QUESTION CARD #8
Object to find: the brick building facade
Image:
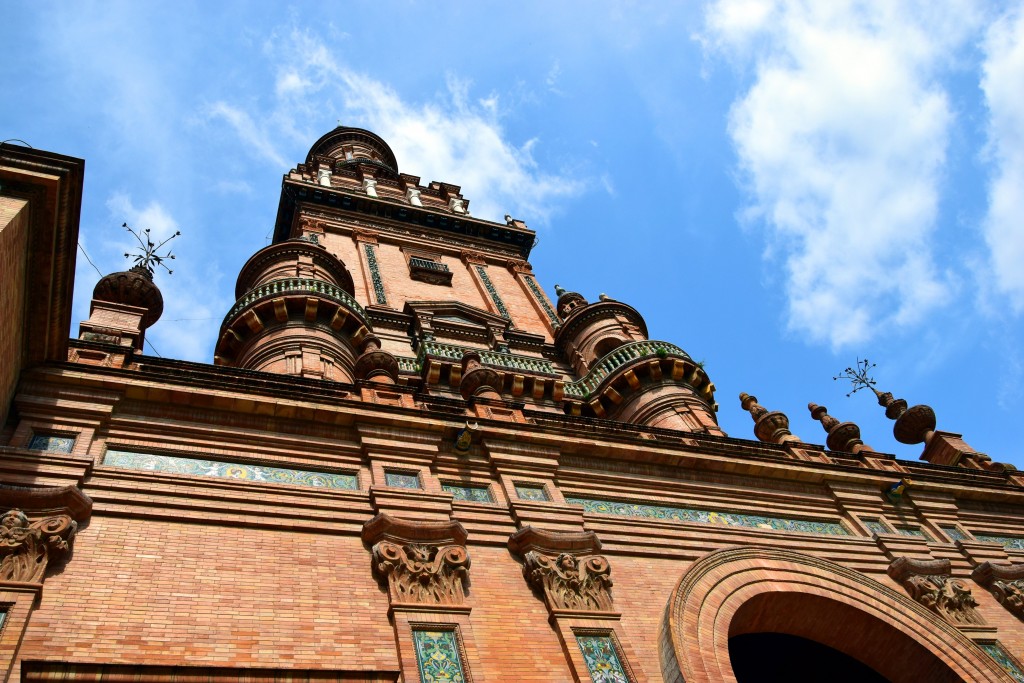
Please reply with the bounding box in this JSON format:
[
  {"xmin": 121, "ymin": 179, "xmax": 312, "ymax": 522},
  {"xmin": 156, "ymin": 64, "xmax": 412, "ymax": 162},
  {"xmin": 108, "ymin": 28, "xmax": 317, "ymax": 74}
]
[{"xmin": 1, "ymin": 129, "xmax": 1024, "ymax": 682}]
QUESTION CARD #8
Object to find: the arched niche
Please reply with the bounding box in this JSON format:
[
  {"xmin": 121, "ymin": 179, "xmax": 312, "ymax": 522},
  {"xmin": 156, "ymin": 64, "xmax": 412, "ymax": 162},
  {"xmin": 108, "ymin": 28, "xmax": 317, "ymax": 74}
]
[{"xmin": 663, "ymin": 546, "xmax": 1012, "ymax": 683}]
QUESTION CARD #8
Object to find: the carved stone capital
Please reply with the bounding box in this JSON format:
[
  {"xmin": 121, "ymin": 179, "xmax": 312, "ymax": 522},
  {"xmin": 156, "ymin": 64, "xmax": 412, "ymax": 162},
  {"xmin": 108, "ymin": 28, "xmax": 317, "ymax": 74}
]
[
  {"xmin": 509, "ymin": 527, "xmax": 615, "ymax": 614},
  {"xmin": 505, "ymin": 258, "xmax": 531, "ymax": 274},
  {"xmin": 973, "ymin": 561, "xmax": 1024, "ymax": 621},
  {"xmin": 0, "ymin": 485, "xmax": 92, "ymax": 585},
  {"xmin": 351, "ymin": 229, "xmax": 379, "ymax": 245},
  {"xmin": 888, "ymin": 557, "xmax": 984, "ymax": 626},
  {"xmin": 362, "ymin": 513, "xmax": 470, "ymax": 608},
  {"xmin": 460, "ymin": 249, "xmax": 487, "ymax": 266}
]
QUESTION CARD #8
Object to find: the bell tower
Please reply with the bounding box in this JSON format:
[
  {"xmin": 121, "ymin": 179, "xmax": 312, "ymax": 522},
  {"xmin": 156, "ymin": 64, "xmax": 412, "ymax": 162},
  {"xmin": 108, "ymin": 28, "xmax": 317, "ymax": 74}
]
[{"xmin": 215, "ymin": 125, "xmax": 721, "ymax": 434}]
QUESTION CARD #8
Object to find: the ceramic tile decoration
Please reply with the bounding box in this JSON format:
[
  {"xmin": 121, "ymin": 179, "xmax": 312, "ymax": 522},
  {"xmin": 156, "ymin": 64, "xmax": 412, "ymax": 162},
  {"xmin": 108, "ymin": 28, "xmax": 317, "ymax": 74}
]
[
  {"xmin": 442, "ymin": 484, "xmax": 493, "ymax": 503},
  {"xmin": 524, "ymin": 275, "xmax": 559, "ymax": 324},
  {"xmin": 385, "ymin": 470, "xmax": 421, "ymax": 489},
  {"xmin": 975, "ymin": 534, "xmax": 1024, "ymax": 550},
  {"xmin": 863, "ymin": 518, "xmax": 892, "ymax": 535},
  {"xmin": 364, "ymin": 243, "xmax": 388, "ymax": 305},
  {"xmin": 28, "ymin": 434, "xmax": 75, "ymax": 453},
  {"xmin": 979, "ymin": 642, "xmax": 1024, "ymax": 683},
  {"xmin": 515, "ymin": 484, "xmax": 549, "ymax": 501},
  {"xmin": 475, "ymin": 265, "xmax": 510, "ymax": 319},
  {"xmin": 103, "ymin": 450, "xmax": 358, "ymax": 489},
  {"xmin": 576, "ymin": 634, "xmax": 630, "ymax": 683},
  {"xmin": 413, "ymin": 630, "xmax": 466, "ymax": 683},
  {"xmin": 567, "ymin": 497, "xmax": 849, "ymax": 536},
  {"xmin": 941, "ymin": 525, "xmax": 968, "ymax": 541}
]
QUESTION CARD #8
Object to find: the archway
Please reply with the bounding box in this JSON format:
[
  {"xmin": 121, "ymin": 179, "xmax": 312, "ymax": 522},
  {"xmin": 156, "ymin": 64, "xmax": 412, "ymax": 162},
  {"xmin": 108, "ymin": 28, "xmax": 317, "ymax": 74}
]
[{"xmin": 663, "ymin": 546, "xmax": 1011, "ymax": 683}]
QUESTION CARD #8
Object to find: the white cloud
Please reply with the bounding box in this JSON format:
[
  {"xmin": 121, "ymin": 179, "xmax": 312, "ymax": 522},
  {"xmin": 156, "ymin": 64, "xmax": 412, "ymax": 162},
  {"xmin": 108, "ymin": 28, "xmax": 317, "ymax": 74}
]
[
  {"xmin": 981, "ymin": 3, "xmax": 1024, "ymax": 311},
  {"xmin": 105, "ymin": 193, "xmax": 228, "ymax": 361},
  {"xmin": 209, "ymin": 28, "xmax": 583, "ymax": 224},
  {"xmin": 702, "ymin": 0, "xmax": 981, "ymax": 348}
]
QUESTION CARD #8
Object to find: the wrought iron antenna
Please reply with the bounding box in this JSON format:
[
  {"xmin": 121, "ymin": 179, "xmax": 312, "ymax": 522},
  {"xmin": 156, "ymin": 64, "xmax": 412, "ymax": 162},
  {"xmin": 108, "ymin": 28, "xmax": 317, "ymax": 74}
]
[
  {"xmin": 834, "ymin": 357, "xmax": 878, "ymax": 398},
  {"xmin": 122, "ymin": 222, "xmax": 180, "ymax": 275}
]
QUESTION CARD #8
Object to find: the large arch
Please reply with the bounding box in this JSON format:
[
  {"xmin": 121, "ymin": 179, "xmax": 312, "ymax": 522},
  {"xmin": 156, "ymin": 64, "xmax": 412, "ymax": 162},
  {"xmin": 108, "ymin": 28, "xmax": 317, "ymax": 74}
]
[{"xmin": 663, "ymin": 546, "xmax": 1012, "ymax": 683}]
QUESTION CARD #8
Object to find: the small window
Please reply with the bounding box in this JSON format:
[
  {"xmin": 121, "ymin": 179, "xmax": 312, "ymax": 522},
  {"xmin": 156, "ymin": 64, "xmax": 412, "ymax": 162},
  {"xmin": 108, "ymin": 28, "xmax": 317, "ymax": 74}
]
[
  {"xmin": 384, "ymin": 470, "xmax": 421, "ymax": 489},
  {"xmin": 405, "ymin": 250, "xmax": 453, "ymax": 286}
]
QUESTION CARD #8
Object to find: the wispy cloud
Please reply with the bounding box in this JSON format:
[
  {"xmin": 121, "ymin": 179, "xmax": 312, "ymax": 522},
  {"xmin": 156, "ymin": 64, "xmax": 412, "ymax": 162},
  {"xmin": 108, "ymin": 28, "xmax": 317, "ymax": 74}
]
[
  {"xmin": 981, "ymin": 3, "xmax": 1024, "ymax": 312},
  {"xmin": 701, "ymin": 0, "xmax": 981, "ymax": 348},
  {"xmin": 207, "ymin": 28, "xmax": 584, "ymax": 224}
]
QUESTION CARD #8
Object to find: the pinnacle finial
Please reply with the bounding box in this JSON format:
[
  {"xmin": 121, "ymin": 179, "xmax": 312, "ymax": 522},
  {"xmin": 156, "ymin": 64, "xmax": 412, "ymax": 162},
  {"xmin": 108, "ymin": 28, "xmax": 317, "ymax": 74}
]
[
  {"xmin": 808, "ymin": 402, "xmax": 870, "ymax": 453},
  {"xmin": 554, "ymin": 284, "xmax": 566, "ymax": 297},
  {"xmin": 833, "ymin": 358, "xmax": 877, "ymax": 398},
  {"xmin": 739, "ymin": 392, "xmax": 798, "ymax": 444},
  {"xmin": 123, "ymin": 222, "xmax": 180, "ymax": 276}
]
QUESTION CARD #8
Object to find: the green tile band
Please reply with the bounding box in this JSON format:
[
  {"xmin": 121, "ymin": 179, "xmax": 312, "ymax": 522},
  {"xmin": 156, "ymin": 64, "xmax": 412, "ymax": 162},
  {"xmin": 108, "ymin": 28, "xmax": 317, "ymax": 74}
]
[
  {"xmin": 567, "ymin": 497, "xmax": 849, "ymax": 536},
  {"xmin": 104, "ymin": 450, "xmax": 358, "ymax": 490}
]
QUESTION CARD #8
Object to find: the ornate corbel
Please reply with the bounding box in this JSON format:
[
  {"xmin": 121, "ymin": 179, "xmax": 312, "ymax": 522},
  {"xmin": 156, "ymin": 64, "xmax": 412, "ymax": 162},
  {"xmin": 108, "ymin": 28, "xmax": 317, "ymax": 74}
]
[
  {"xmin": 362, "ymin": 513, "xmax": 471, "ymax": 608},
  {"xmin": 888, "ymin": 556, "xmax": 985, "ymax": 626},
  {"xmin": 508, "ymin": 527, "xmax": 615, "ymax": 615},
  {"xmin": 0, "ymin": 485, "xmax": 91, "ymax": 585},
  {"xmin": 973, "ymin": 561, "xmax": 1024, "ymax": 621},
  {"xmin": 460, "ymin": 249, "xmax": 487, "ymax": 266}
]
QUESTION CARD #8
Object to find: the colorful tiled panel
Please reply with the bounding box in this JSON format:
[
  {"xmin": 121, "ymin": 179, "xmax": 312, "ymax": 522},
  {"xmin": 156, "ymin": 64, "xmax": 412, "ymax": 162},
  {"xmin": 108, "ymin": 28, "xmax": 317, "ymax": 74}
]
[
  {"xmin": 976, "ymin": 534, "xmax": 1024, "ymax": 550},
  {"xmin": 863, "ymin": 519, "xmax": 892, "ymax": 535},
  {"xmin": 364, "ymin": 243, "xmax": 388, "ymax": 305},
  {"xmin": 979, "ymin": 642, "xmax": 1024, "ymax": 683},
  {"xmin": 104, "ymin": 450, "xmax": 358, "ymax": 489},
  {"xmin": 941, "ymin": 525, "xmax": 969, "ymax": 541},
  {"xmin": 442, "ymin": 484, "xmax": 493, "ymax": 503},
  {"xmin": 567, "ymin": 497, "xmax": 849, "ymax": 536},
  {"xmin": 384, "ymin": 471, "xmax": 421, "ymax": 489},
  {"xmin": 576, "ymin": 635, "xmax": 630, "ymax": 683},
  {"xmin": 475, "ymin": 265, "xmax": 510, "ymax": 319},
  {"xmin": 413, "ymin": 630, "xmax": 466, "ymax": 683},
  {"xmin": 515, "ymin": 484, "xmax": 549, "ymax": 501},
  {"xmin": 895, "ymin": 526, "xmax": 933, "ymax": 541},
  {"xmin": 28, "ymin": 434, "xmax": 75, "ymax": 453}
]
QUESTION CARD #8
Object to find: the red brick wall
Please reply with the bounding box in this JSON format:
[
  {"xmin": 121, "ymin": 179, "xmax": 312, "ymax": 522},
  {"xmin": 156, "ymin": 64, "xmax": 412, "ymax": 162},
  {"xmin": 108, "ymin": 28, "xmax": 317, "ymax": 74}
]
[{"xmin": 0, "ymin": 196, "xmax": 29, "ymax": 427}]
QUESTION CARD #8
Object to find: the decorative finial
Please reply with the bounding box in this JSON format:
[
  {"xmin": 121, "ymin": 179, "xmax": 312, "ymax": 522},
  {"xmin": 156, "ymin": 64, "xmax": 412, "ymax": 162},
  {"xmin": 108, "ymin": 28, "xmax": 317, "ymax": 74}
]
[
  {"xmin": 599, "ymin": 293, "xmax": 610, "ymax": 301},
  {"xmin": 123, "ymin": 222, "xmax": 180, "ymax": 276},
  {"xmin": 808, "ymin": 403, "xmax": 870, "ymax": 453},
  {"xmin": 739, "ymin": 392, "xmax": 798, "ymax": 444},
  {"xmin": 836, "ymin": 359, "xmax": 935, "ymax": 445},
  {"xmin": 554, "ymin": 284, "xmax": 566, "ymax": 297},
  {"xmin": 833, "ymin": 357, "xmax": 877, "ymax": 398}
]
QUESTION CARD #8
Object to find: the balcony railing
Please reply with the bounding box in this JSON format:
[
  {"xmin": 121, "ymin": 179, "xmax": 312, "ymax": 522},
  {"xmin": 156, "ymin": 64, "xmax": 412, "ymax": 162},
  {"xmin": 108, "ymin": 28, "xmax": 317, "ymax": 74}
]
[
  {"xmin": 563, "ymin": 340, "xmax": 693, "ymax": 398},
  {"xmin": 408, "ymin": 256, "xmax": 449, "ymax": 272},
  {"xmin": 224, "ymin": 278, "xmax": 365, "ymax": 326},
  {"xmin": 416, "ymin": 341, "xmax": 559, "ymax": 376}
]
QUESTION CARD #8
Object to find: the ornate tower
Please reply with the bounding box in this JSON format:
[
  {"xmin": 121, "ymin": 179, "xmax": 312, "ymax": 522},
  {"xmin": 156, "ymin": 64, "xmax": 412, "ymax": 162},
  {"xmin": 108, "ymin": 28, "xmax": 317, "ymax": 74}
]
[{"xmin": 214, "ymin": 125, "xmax": 721, "ymax": 434}]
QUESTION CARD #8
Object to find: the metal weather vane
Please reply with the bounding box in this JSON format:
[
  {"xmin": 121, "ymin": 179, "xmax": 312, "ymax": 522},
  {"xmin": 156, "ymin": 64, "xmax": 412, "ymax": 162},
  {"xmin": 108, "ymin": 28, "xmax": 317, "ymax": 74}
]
[
  {"xmin": 123, "ymin": 222, "xmax": 180, "ymax": 275},
  {"xmin": 833, "ymin": 357, "xmax": 878, "ymax": 398}
]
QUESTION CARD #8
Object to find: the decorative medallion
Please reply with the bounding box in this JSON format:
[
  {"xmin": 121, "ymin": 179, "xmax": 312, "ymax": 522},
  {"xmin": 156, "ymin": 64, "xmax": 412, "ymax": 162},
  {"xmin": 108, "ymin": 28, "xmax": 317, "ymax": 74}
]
[{"xmin": 888, "ymin": 557, "xmax": 984, "ymax": 625}]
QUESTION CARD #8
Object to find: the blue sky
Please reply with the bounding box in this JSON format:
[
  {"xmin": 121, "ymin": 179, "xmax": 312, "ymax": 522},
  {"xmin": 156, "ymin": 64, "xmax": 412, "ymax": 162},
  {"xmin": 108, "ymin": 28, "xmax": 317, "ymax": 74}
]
[{"xmin": 4, "ymin": 1, "xmax": 1024, "ymax": 468}]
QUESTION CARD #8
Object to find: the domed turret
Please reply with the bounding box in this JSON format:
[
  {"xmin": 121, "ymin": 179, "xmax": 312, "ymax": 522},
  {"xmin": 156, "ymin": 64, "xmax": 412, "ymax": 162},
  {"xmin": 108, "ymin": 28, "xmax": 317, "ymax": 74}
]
[{"xmin": 78, "ymin": 264, "xmax": 164, "ymax": 352}]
